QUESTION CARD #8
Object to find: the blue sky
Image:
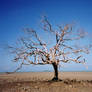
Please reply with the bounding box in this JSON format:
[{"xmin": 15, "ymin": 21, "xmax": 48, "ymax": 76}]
[{"xmin": 0, "ymin": 0, "xmax": 92, "ymax": 72}]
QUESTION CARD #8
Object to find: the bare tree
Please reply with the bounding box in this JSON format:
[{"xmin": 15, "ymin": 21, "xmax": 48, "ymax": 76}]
[{"xmin": 8, "ymin": 16, "xmax": 91, "ymax": 80}]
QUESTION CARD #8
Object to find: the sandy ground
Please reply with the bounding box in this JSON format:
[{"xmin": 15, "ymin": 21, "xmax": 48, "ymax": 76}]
[{"xmin": 0, "ymin": 72, "xmax": 92, "ymax": 92}]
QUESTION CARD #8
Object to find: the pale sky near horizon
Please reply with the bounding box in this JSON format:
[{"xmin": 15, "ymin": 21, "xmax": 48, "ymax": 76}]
[{"xmin": 0, "ymin": 0, "xmax": 92, "ymax": 72}]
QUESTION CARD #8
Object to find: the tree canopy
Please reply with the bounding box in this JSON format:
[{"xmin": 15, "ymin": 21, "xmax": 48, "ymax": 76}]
[{"xmin": 8, "ymin": 16, "xmax": 91, "ymax": 73}]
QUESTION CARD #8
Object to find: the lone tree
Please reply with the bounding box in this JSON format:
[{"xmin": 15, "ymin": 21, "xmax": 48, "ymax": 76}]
[{"xmin": 8, "ymin": 16, "xmax": 91, "ymax": 80}]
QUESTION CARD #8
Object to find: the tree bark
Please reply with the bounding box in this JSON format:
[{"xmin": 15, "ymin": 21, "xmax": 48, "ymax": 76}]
[{"xmin": 52, "ymin": 62, "xmax": 58, "ymax": 80}]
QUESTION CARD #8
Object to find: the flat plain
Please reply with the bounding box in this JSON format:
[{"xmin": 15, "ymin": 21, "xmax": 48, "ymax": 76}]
[{"xmin": 0, "ymin": 72, "xmax": 92, "ymax": 92}]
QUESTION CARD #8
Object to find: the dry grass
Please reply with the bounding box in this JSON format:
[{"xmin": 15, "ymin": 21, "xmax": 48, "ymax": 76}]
[{"xmin": 0, "ymin": 72, "xmax": 92, "ymax": 92}]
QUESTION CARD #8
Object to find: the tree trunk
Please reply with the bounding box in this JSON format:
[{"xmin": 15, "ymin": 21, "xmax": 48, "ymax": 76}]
[{"xmin": 52, "ymin": 62, "xmax": 58, "ymax": 81}]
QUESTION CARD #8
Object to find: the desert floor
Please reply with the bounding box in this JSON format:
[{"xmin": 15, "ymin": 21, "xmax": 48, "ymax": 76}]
[{"xmin": 0, "ymin": 72, "xmax": 92, "ymax": 92}]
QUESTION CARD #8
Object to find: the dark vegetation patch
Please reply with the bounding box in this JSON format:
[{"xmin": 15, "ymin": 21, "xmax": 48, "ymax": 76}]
[{"xmin": 0, "ymin": 79, "xmax": 92, "ymax": 92}]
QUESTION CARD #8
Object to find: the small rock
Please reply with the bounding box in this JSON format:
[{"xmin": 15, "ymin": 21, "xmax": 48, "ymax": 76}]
[
  {"xmin": 69, "ymin": 85, "xmax": 72, "ymax": 88},
  {"xmin": 34, "ymin": 86, "xmax": 38, "ymax": 89},
  {"xmin": 17, "ymin": 83, "xmax": 21, "ymax": 86}
]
